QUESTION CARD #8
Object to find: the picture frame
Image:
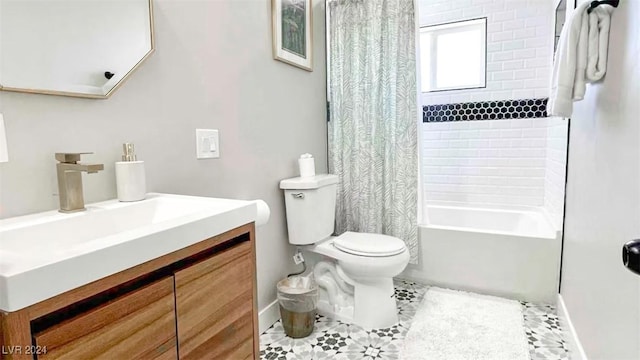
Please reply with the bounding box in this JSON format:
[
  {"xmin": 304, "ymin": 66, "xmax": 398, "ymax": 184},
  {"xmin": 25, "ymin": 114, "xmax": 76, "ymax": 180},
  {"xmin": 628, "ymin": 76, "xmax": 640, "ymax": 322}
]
[{"xmin": 271, "ymin": 0, "xmax": 313, "ymax": 72}]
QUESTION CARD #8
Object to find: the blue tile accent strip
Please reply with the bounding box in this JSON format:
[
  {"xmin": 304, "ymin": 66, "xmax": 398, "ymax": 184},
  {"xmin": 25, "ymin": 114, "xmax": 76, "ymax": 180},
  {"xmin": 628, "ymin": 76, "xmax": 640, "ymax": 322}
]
[{"xmin": 423, "ymin": 98, "xmax": 548, "ymax": 122}]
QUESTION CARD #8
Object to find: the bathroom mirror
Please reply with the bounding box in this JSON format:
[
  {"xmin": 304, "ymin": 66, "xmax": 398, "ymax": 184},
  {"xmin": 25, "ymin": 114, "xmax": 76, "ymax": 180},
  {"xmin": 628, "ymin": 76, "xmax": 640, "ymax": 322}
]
[{"xmin": 0, "ymin": 0, "xmax": 154, "ymax": 99}]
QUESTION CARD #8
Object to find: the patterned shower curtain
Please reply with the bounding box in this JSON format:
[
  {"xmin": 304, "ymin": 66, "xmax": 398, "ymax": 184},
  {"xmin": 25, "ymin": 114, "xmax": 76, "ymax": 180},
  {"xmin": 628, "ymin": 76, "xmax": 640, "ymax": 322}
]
[{"xmin": 328, "ymin": 0, "xmax": 419, "ymax": 263}]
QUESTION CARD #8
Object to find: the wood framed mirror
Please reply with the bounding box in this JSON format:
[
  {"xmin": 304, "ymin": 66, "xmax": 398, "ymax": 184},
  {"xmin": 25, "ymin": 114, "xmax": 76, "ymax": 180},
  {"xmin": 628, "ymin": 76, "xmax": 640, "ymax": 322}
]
[{"xmin": 0, "ymin": 0, "xmax": 154, "ymax": 99}]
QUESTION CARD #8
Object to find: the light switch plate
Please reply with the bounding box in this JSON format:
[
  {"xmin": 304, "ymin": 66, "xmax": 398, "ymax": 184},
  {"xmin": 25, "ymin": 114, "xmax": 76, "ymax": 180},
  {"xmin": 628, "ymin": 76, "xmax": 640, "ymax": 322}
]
[{"xmin": 196, "ymin": 129, "xmax": 219, "ymax": 159}]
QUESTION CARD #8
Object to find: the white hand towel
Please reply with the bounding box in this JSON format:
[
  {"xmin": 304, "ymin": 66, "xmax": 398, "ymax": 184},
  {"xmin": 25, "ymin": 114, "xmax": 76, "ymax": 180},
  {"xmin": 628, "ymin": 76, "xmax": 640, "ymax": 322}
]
[
  {"xmin": 573, "ymin": 9, "xmax": 589, "ymax": 100},
  {"xmin": 548, "ymin": 2, "xmax": 614, "ymax": 118},
  {"xmin": 586, "ymin": 6, "xmax": 612, "ymax": 82},
  {"xmin": 548, "ymin": 1, "xmax": 591, "ymax": 117}
]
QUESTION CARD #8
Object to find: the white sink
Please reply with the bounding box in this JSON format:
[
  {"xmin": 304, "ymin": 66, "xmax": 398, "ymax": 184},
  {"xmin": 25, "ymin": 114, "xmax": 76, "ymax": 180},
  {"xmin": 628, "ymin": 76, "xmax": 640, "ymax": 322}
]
[{"xmin": 0, "ymin": 193, "xmax": 261, "ymax": 311}]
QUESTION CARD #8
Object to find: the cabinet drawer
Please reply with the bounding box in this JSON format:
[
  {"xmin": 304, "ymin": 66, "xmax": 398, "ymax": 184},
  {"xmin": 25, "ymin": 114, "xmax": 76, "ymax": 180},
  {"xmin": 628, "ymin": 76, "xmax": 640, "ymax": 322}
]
[
  {"xmin": 33, "ymin": 277, "xmax": 177, "ymax": 360},
  {"xmin": 175, "ymin": 241, "xmax": 254, "ymax": 360}
]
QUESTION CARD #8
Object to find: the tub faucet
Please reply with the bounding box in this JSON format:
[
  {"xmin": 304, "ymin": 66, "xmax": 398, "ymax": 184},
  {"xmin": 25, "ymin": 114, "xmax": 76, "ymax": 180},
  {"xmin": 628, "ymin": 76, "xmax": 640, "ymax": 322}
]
[{"xmin": 56, "ymin": 152, "xmax": 104, "ymax": 213}]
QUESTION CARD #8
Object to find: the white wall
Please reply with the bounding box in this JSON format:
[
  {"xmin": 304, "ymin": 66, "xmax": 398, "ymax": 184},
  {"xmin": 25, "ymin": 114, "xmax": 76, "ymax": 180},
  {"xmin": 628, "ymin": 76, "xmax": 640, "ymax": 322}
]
[
  {"xmin": 0, "ymin": 0, "xmax": 327, "ymax": 320},
  {"xmin": 561, "ymin": 0, "xmax": 640, "ymax": 358},
  {"xmin": 419, "ymin": 0, "xmax": 553, "ymax": 105}
]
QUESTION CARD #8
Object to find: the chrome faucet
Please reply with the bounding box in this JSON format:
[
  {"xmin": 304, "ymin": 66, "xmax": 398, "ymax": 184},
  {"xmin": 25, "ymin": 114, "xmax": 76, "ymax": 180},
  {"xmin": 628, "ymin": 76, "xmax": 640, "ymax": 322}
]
[{"xmin": 55, "ymin": 152, "xmax": 104, "ymax": 213}]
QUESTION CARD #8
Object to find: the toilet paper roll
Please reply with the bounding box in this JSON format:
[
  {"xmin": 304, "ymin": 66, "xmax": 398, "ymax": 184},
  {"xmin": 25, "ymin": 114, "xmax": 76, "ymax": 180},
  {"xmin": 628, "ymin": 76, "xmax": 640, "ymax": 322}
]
[
  {"xmin": 298, "ymin": 154, "xmax": 315, "ymax": 178},
  {"xmin": 252, "ymin": 199, "xmax": 271, "ymax": 226}
]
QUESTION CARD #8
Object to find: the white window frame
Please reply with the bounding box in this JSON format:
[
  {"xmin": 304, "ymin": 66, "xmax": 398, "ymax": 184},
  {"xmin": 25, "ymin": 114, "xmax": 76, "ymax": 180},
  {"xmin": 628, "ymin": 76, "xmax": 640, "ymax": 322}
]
[{"xmin": 420, "ymin": 18, "xmax": 487, "ymax": 93}]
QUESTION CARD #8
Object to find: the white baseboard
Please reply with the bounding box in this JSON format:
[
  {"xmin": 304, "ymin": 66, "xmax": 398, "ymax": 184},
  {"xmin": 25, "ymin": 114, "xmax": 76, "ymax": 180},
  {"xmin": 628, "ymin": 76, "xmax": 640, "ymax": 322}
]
[
  {"xmin": 258, "ymin": 299, "xmax": 280, "ymax": 334},
  {"xmin": 557, "ymin": 294, "xmax": 588, "ymax": 360}
]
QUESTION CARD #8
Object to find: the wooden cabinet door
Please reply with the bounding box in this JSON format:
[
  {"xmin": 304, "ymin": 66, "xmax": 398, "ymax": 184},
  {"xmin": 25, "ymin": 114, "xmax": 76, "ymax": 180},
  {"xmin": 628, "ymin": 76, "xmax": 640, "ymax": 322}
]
[
  {"xmin": 175, "ymin": 241, "xmax": 256, "ymax": 360},
  {"xmin": 33, "ymin": 277, "xmax": 177, "ymax": 360}
]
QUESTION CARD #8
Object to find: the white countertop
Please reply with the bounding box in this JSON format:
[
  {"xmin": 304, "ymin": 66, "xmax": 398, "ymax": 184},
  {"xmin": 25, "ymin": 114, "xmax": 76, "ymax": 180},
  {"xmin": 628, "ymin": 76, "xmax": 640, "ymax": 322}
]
[{"xmin": 0, "ymin": 193, "xmax": 264, "ymax": 312}]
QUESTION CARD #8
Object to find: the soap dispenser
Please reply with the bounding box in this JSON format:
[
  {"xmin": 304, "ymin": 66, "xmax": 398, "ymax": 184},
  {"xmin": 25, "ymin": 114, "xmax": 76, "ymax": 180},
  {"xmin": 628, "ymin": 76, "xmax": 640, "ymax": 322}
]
[{"xmin": 115, "ymin": 143, "xmax": 146, "ymax": 202}]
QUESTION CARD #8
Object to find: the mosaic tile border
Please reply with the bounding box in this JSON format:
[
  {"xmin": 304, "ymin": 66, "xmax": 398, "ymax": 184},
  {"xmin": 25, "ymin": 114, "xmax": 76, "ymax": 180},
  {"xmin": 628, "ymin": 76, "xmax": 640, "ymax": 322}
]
[{"xmin": 423, "ymin": 98, "xmax": 548, "ymax": 122}]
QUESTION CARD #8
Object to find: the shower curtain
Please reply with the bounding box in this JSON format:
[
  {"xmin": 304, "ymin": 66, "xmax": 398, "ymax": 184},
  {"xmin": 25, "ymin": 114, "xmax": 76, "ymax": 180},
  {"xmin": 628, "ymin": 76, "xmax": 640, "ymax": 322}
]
[{"xmin": 328, "ymin": 0, "xmax": 418, "ymax": 263}]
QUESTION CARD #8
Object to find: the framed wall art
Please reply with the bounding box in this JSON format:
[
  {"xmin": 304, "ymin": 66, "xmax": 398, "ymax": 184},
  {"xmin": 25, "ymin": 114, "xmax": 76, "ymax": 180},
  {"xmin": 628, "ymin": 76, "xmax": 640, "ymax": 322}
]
[{"xmin": 272, "ymin": 0, "xmax": 313, "ymax": 71}]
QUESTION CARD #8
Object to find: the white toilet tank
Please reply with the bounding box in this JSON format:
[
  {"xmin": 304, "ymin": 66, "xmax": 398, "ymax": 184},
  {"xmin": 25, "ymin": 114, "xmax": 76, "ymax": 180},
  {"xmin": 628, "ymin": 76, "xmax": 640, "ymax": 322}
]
[{"xmin": 279, "ymin": 174, "xmax": 339, "ymax": 245}]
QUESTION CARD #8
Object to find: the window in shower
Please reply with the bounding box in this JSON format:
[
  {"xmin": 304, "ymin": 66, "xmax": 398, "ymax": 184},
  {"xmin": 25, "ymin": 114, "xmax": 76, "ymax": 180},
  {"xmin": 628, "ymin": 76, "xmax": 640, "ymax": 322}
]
[{"xmin": 419, "ymin": 18, "xmax": 487, "ymax": 92}]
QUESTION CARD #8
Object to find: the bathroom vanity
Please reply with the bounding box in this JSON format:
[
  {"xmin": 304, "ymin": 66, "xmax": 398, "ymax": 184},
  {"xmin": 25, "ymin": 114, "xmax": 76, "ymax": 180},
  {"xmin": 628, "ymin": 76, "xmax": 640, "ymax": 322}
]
[{"xmin": 0, "ymin": 194, "xmax": 263, "ymax": 360}]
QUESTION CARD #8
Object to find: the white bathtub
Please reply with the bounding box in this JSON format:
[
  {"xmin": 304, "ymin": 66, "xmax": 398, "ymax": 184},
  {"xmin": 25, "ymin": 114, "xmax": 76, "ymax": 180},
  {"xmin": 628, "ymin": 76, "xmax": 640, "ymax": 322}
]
[{"xmin": 403, "ymin": 204, "xmax": 562, "ymax": 303}]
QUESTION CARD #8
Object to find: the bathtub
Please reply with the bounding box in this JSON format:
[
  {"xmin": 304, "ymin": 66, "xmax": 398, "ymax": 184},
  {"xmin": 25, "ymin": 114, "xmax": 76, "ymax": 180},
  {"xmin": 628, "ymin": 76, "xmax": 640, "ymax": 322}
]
[{"xmin": 402, "ymin": 204, "xmax": 562, "ymax": 304}]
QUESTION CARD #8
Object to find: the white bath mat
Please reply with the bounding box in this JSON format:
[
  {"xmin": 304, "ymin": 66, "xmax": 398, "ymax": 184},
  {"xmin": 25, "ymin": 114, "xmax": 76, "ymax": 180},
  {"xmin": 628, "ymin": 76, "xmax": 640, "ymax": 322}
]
[{"xmin": 400, "ymin": 287, "xmax": 530, "ymax": 360}]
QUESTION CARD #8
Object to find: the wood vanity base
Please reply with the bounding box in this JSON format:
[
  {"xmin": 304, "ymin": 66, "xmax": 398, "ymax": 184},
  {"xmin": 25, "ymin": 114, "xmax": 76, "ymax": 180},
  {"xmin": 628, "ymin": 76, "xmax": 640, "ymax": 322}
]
[{"xmin": 0, "ymin": 223, "xmax": 258, "ymax": 360}]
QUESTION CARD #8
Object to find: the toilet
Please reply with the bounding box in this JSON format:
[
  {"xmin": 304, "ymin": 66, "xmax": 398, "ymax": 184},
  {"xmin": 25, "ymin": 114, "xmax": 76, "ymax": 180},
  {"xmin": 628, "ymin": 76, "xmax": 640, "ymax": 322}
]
[{"xmin": 280, "ymin": 174, "xmax": 410, "ymax": 329}]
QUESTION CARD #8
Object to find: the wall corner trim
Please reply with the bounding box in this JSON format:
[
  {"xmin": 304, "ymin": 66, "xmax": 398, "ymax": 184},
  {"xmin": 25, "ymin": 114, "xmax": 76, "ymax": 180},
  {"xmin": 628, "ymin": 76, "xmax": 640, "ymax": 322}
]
[{"xmin": 557, "ymin": 294, "xmax": 589, "ymax": 360}]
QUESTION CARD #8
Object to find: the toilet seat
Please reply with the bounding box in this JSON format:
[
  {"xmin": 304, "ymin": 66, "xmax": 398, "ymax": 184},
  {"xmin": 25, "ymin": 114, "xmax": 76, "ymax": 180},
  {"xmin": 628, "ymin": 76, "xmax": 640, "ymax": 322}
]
[{"xmin": 333, "ymin": 232, "xmax": 406, "ymax": 257}]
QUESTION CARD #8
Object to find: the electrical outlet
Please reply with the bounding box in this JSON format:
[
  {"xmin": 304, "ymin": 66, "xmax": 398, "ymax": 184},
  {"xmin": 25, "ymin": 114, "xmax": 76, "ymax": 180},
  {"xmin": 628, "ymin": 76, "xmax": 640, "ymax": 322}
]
[{"xmin": 293, "ymin": 252, "xmax": 305, "ymax": 265}]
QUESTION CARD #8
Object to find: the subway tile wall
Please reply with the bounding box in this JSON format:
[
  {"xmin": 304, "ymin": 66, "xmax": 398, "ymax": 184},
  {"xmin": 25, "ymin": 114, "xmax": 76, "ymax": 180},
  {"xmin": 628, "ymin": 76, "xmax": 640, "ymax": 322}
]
[
  {"xmin": 423, "ymin": 118, "xmax": 549, "ymax": 207},
  {"xmin": 419, "ymin": 0, "xmax": 554, "ymax": 106},
  {"xmin": 418, "ymin": 0, "xmax": 567, "ymax": 220},
  {"xmin": 544, "ymin": 117, "xmax": 569, "ymax": 229},
  {"xmin": 421, "ymin": 117, "xmax": 569, "ymax": 219}
]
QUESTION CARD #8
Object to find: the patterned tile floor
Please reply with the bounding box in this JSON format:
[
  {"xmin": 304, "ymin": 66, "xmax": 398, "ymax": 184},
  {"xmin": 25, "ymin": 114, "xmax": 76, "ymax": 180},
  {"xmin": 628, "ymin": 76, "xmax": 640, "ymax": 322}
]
[
  {"xmin": 260, "ymin": 279, "xmax": 570, "ymax": 360},
  {"xmin": 522, "ymin": 301, "xmax": 571, "ymax": 360}
]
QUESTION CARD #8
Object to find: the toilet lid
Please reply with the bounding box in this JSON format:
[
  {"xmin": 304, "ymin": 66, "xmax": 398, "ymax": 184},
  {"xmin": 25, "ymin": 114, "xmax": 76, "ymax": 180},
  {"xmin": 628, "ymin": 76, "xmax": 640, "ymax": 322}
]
[{"xmin": 333, "ymin": 232, "xmax": 406, "ymax": 257}]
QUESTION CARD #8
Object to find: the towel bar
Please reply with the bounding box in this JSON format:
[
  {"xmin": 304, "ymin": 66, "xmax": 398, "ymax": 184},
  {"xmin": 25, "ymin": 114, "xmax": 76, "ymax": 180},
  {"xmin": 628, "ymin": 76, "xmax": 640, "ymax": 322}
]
[{"xmin": 587, "ymin": 0, "xmax": 619, "ymax": 14}]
